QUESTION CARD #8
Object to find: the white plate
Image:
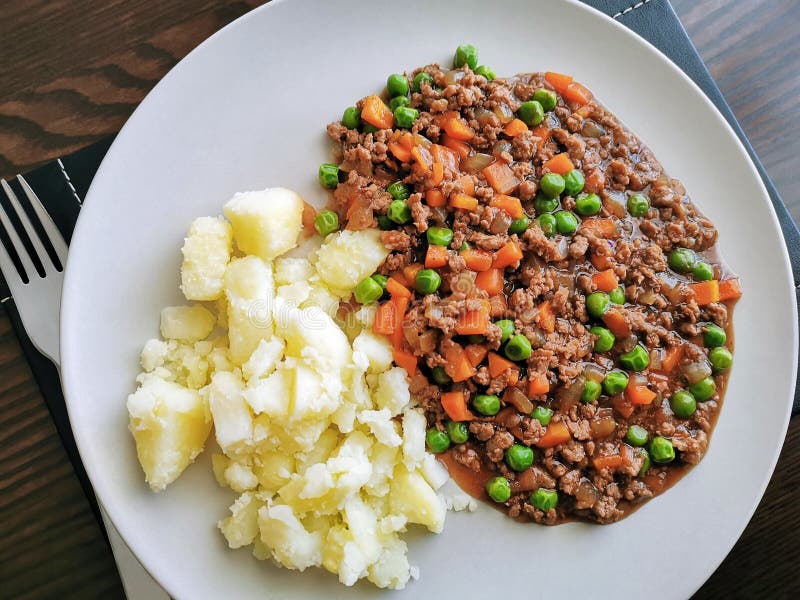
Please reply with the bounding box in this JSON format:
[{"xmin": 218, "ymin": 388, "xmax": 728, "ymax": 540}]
[{"xmin": 60, "ymin": 0, "xmax": 797, "ymax": 597}]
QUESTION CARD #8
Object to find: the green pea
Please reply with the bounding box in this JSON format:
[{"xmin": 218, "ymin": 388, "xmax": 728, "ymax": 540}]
[
  {"xmin": 495, "ymin": 319, "xmax": 515, "ymax": 343},
  {"xmin": 702, "ymin": 323, "xmax": 726, "ymax": 348},
  {"xmin": 467, "ymin": 334, "xmax": 486, "ymax": 344},
  {"xmin": 446, "ymin": 420, "xmax": 469, "ymax": 444},
  {"xmin": 590, "ymin": 326, "xmax": 615, "ymax": 353},
  {"xmin": 394, "ymin": 106, "xmax": 419, "ymax": 129},
  {"xmin": 313, "ymin": 209, "xmax": 339, "ymax": 236},
  {"xmin": 362, "ymin": 122, "xmax": 379, "ymax": 134},
  {"xmin": 531, "ymin": 406, "xmax": 553, "ymax": 426},
  {"xmin": 413, "ymin": 72, "xmax": 434, "ymax": 92},
  {"xmin": 371, "ymin": 274, "xmax": 389, "ymax": 291},
  {"xmin": 667, "ymin": 248, "xmax": 697, "ymax": 273},
  {"xmin": 431, "ymin": 366, "xmax": 452, "ymax": 385},
  {"xmin": 509, "ymin": 216, "xmax": 530, "ymax": 234},
  {"xmin": 619, "ymin": 344, "xmax": 649, "ymax": 372},
  {"xmin": 650, "ymin": 436, "xmax": 675, "ymax": 463},
  {"xmin": 472, "ymin": 394, "xmax": 501, "ymax": 416},
  {"xmin": 474, "ymin": 65, "xmax": 496, "ymax": 81},
  {"xmin": 537, "ymin": 213, "xmax": 557, "ymax": 237},
  {"xmin": 414, "ymin": 269, "xmax": 441, "ymax": 294},
  {"xmin": 627, "ymin": 193, "xmax": 650, "ymax": 217},
  {"xmin": 689, "ymin": 376, "xmax": 716, "ymax": 402},
  {"xmin": 427, "ymin": 226, "xmax": 454, "ymax": 247},
  {"xmin": 504, "ymin": 334, "xmax": 532, "ymax": 361},
  {"xmin": 554, "ymin": 211, "xmax": 578, "ymax": 235},
  {"xmin": 386, "ymin": 181, "xmax": 410, "ymax": 201},
  {"xmin": 389, "ymin": 96, "xmax": 410, "ymax": 111},
  {"xmin": 377, "ymin": 215, "xmax": 393, "ymax": 230},
  {"xmin": 354, "ymin": 277, "xmax": 384, "ymax": 304},
  {"xmin": 518, "ymin": 100, "xmax": 545, "ymax": 126},
  {"xmin": 386, "ymin": 73, "xmax": 409, "ymax": 98},
  {"xmin": 530, "ymin": 488, "xmax": 558, "ymax": 511},
  {"xmin": 486, "ymin": 476, "xmax": 511, "ymax": 503},
  {"xmin": 426, "ymin": 428, "xmax": 450, "ymax": 453},
  {"xmin": 637, "ymin": 448, "xmax": 651, "ymax": 476},
  {"xmin": 563, "ymin": 169, "xmax": 585, "ymax": 196},
  {"xmin": 387, "ymin": 200, "xmax": 411, "ymax": 224},
  {"xmin": 459, "ymin": 241, "xmax": 470, "ymax": 251},
  {"xmin": 586, "ymin": 291, "xmax": 611, "ymax": 318},
  {"xmin": 575, "ymin": 192, "xmax": 601, "ymax": 216},
  {"xmin": 581, "ymin": 380, "xmax": 602, "ymax": 403},
  {"xmin": 534, "ymin": 193, "xmax": 560, "ymax": 214},
  {"xmin": 625, "ymin": 425, "xmax": 649, "ymax": 446},
  {"xmin": 692, "ymin": 261, "xmax": 714, "ymax": 281},
  {"xmin": 318, "ymin": 163, "xmax": 340, "ymax": 189},
  {"xmin": 603, "ymin": 370, "xmax": 629, "ymax": 395},
  {"xmin": 609, "ymin": 286, "xmax": 625, "ymax": 305},
  {"xmin": 709, "ymin": 347, "xmax": 733, "ymax": 372},
  {"xmin": 670, "ymin": 390, "xmax": 696, "ymax": 418},
  {"xmin": 533, "ymin": 89, "xmax": 557, "ymax": 112},
  {"xmin": 505, "ymin": 444, "xmax": 535, "ymax": 472},
  {"xmin": 454, "ymin": 44, "xmax": 478, "ymax": 69},
  {"xmin": 342, "ymin": 106, "xmax": 361, "ymax": 130},
  {"xmin": 540, "ymin": 173, "xmax": 566, "ymax": 198}
]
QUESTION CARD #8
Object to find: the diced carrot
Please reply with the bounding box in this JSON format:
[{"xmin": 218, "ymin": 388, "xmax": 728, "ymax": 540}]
[
  {"xmin": 531, "ymin": 125, "xmax": 551, "ymax": 141},
  {"xmin": 388, "ymin": 141, "xmax": 411, "ymax": 163},
  {"xmin": 507, "ymin": 368, "xmax": 520, "ymax": 387},
  {"xmin": 563, "ymin": 82, "xmax": 593, "ymax": 106},
  {"xmin": 504, "ymin": 118, "xmax": 529, "ymax": 137},
  {"xmin": 602, "ymin": 309, "xmax": 631, "ymax": 338},
  {"xmin": 425, "ymin": 245, "xmax": 449, "ymax": 268},
  {"xmin": 719, "ymin": 278, "xmax": 742, "ymax": 302},
  {"xmin": 461, "ymin": 248, "xmax": 493, "ymax": 272},
  {"xmin": 442, "ymin": 114, "xmax": 475, "ymax": 141},
  {"xmin": 661, "ymin": 345, "xmax": 683, "ymax": 373},
  {"xmin": 410, "ymin": 146, "xmax": 431, "ymax": 172},
  {"xmin": 625, "ymin": 384, "xmax": 657, "ymax": 406},
  {"xmin": 465, "ymin": 344, "xmax": 489, "ymax": 368},
  {"xmin": 690, "ymin": 280, "xmax": 720, "ymax": 306},
  {"xmin": 398, "ymin": 132, "xmax": 415, "ymax": 150},
  {"xmin": 613, "ymin": 394, "xmax": 635, "ymax": 418},
  {"xmin": 488, "ymin": 294, "xmax": 507, "ymax": 317},
  {"xmin": 430, "ymin": 144, "xmax": 459, "ymax": 172},
  {"xmin": 441, "ymin": 134, "xmax": 472, "ymax": 159},
  {"xmin": 402, "ymin": 264, "xmax": 422, "ymax": 286},
  {"xmin": 450, "ymin": 193, "xmax": 479, "ymax": 211},
  {"xmin": 361, "ymin": 94, "xmax": 393, "ymax": 129},
  {"xmin": 592, "ymin": 268, "xmax": 619, "ymax": 293},
  {"xmin": 584, "ymin": 168, "xmax": 606, "ymax": 193},
  {"xmin": 475, "ymin": 268, "xmax": 504, "ymax": 296},
  {"xmin": 440, "ymin": 391, "xmax": 475, "ymax": 422},
  {"xmin": 590, "ymin": 252, "xmax": 612, "ymax": 270},
  {"xmin": 393, "ymin": 349, "xmax": 418, "ymax": 376},
  {"xmin": 544, "ymin": 72, "xmax": 573, "ymax": 94},
  {"xmin": 537, "ymin": 421, "xmax": 571, "ymax": 448},
  {"xmin": 581, "ymin": 218, "xmax": 618, "ymax": 238},
  {"xmin": 455, "ymin": 306, "xmax": 491, "ymax": 336},
  {"xmin": 489, "ymin": 194, "xmax": 524, "ymax": 219},
  {"xmin": 536, "ymin": 300, "xmax": 556, "ymax": 333},
  {"xmin": 386, "ymin": 276, "xmax": 412, "ymax": 299},
  {"xmin": 488, "ymin": 352, "xmax": 516, "ymax": 378},
  {"xmin": 373, "ymin": 301, "xmax": 396, "ymax": 335},
  {"xmin": 444, "ymin": 344, "xmax": 478, "ymax": 383},
  {"xmin": 455, "ymin": 176, "xmax": 473, "ymax": 197},
  {"xmin": 425, "ymin": 189, "xmax": 446, "ymax": 207},
  {"xmin": 493, "ymin": 241, "xmax": 523, "ymax": 269},
  {"xmin": 390, "ymin": 295, "xmax": 409, "ymax": 348},
  {"xmin": 482, "ymin": 162, "xmax": 521, "ymax": 195},
  {"xmin": 593, "ymin": 453, "xmax": 625, "ymax": 471},
  {"xmin": 528, "ymin": 374, "xmax": 550, "ymax": 396},
  {"xmin": 542, "ymin": 152, "xmax": 575, "ymax": 176},
  {"xmin": 430, "ymin": 162, "xmax": 444, "ymax": 187}
]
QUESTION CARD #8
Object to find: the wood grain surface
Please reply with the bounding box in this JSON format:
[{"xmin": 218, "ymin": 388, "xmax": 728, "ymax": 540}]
[{"xmin": 0, "ymin": 1, "xmax": 797, "ymax": 598}]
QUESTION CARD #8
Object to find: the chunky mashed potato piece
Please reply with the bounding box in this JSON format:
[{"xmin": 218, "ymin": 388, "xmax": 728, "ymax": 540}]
[{"xmin": 127, "ymin": 187, "xmax": 452, "ymax": 589}]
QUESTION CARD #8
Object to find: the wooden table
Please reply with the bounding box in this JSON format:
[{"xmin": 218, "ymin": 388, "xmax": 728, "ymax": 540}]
[{"xmin": 0, "ymin": 1, "xmax": 797, "ymax": 597}]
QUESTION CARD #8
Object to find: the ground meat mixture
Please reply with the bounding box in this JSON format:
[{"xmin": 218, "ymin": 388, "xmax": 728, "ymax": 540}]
[{"xmin": 326, "ymin": 58, "xmax": 742, "ymax": 525}]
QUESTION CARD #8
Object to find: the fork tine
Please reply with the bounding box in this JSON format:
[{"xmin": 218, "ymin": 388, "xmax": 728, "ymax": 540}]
[
  {"xmin": 0, "ymin": 184, "xmax": 39, "ymax": 282},
  {"xmin": 1, "ymin": 179, "xmax": 54, "ymax": 274},
  {"xmin": 0, "ymin": 225, "xmax": 23, "ymax": 290},
  {"xmin": 17, "ymin": 175, "xmax": 68, "ymax": 267}
]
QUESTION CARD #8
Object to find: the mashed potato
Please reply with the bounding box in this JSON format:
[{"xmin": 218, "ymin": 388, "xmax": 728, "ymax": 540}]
[{"xmin": 127, "ymin": 187, "xmax": 454, "ymax": 589}]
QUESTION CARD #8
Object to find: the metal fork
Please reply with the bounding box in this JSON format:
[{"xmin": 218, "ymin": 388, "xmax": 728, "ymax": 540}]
[{"xmin": 0, "ymin": 175, "xmax": 169, "ymax": 600}]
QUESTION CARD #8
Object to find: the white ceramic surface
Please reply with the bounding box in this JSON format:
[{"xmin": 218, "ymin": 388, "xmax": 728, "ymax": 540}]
[{"xmin": 60, "ymin": 0, "xmax": 797, "ymax": 598}]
